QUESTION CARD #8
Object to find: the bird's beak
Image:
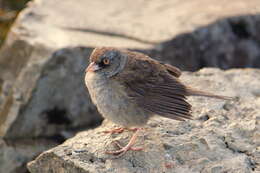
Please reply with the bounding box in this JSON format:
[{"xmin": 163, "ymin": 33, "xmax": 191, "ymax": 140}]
[{"xmin": 86, "ymin": 62, "xmax": 100, "ymax": 72}]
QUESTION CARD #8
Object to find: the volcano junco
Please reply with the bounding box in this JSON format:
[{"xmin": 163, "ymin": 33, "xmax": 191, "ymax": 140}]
[{"xmin": 85, "ymin": 47, "xmax": 231, "ymax": 156}]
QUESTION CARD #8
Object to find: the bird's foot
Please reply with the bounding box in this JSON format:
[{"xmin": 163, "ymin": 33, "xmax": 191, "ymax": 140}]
[
  {"xmin": 103, "ymin": 127, "xmax": 138, "ymax": 134},
  {"xmin": 105, "ymin": 128, "xmax": 143, "ymax": 157},
  {"xmin": 105, "ymin": 140, "xmax": 143, "ymax": 157},
  {"xmin": 103, "ymin": 127, "xmax": 125, "ymax": 134}
]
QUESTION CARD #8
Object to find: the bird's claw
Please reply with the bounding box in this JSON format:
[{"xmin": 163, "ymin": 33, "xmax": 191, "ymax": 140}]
[{"xmin": 105, "ymin": 140, "xmax": 143, "ymax": 156}]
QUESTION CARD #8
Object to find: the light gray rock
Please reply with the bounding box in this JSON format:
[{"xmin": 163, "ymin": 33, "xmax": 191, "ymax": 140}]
[
  {"xmin": 27, "ymin": 68, "xmax": 260, "ymax": 173},
  {"xmin": 0, "ymin": 0, "xmax": 260, "ymax": 173},
  {"xmin": 1, "ymin": 0, "xmax": 260, "ymax": 139},
  {"xmin": 0, "ymin": 139, "xmax": 57, "ymax": 173},
  {"xmin": 1, "ymin": 0, "xmax": 260, "ymax": 138},
  {"xmin": 2, "ymin": 47, "xmax": 102, "ymax": 139},
  {"xmin": 0, "ymin": 46, "xmax": 102, "ymax": 173}
]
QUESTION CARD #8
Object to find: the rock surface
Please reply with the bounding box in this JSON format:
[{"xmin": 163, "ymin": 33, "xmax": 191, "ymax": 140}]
[
  {"xmin": 0, "ymin": 0, "xmax": 260, "ymax": 172},
  {"xmin": 1, "ymin": 47, "xmax": 102, "ymax": 139},
  {"xmin": 0, "ymin": 138, "xmax": 57, "ymax": 173},
  {"xmin": 28, "ymin": 68, "xmax": 260, "ymax": 173},
  {"xmin": 0, "ymin": 46, "xmax": 103, "ymax": 173}
]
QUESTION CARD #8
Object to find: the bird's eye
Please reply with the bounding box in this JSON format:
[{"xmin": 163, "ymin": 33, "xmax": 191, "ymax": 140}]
[{"xmin": 103, "ymin": 58, "xmax": 110, "ymax": 65}]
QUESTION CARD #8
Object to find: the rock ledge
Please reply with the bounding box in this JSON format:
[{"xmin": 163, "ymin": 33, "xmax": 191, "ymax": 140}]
[{"xmin": 28, "ymin": 68, "xmax": 260, "ymax": 173}]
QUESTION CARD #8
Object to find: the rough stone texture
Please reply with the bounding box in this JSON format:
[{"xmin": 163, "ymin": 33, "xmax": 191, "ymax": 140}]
[
  {"xmin": 0, "ymin": 0, "xmax": 260, "ymax": 172},
  {"xmin": 0, "ymin": 139, "xmax": 57, "ymax": 173},
  {"xmin": 2, "ymin": 47, "xmax": 102, "ymax": 139},
  {"xmin": 0, "ymin": 46, "xmax": 103, "ymax": 173},
  {"xmin": 28, "ymin": 68, "xmax": 260, "ymax": 173}
]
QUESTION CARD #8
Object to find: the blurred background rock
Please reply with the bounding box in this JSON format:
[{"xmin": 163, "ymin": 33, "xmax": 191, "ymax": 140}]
[
  {"xmin": 0, "ymin": 0, "xmax": 259, "ymax": 172},
  {"xmin": 0, "ymin": 0, "xmax": 30, "ymax": 46}
]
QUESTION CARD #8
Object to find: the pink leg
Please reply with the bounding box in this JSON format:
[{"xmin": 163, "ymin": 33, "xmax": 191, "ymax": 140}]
[
  {"xmin": 103, "ymin": 127, "xmax": 125, "ymax": 134},
  {"xmin": 105, "ymin": 128, "xmax": 143, "ymax": 156},
  {"xmin": 103, "ymin": 127, "xmax": 139, "ymax": 134}
]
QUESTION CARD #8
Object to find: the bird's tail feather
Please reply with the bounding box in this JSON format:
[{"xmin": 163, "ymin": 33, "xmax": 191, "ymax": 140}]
[{"xmin": 186, "ymin": 87, "xmax": 233, "ymax": 100}]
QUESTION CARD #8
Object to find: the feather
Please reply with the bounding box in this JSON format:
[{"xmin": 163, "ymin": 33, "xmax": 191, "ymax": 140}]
[
  {"xmin": 113, "ymin": 49, "xmax": 230, "ymax": 121},
  {"xmin": 123, "ymin": 73, "xmax": 192, "ymax": 121},
  {"xmin": 163, "ymin": 63, "xmax": 182, "ymax": 77},
  {"xmin": 186, "ymin": 87, "xmax": 233, "ymax": 100}
]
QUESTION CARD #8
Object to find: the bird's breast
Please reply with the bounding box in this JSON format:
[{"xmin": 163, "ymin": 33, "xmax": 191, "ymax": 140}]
[{"xmin": 85, "ymin": 72, "xmax": 148, "ymax": 127}]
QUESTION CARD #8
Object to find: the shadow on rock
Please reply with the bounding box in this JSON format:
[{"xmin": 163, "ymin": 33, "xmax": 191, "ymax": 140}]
[
  {"xmin": 137, "ymin": 14, "xmax": 260, "ymax": 71},
  {"xmin": 63, "ymin": 14, "xmax": 260, "ymax": 71}
]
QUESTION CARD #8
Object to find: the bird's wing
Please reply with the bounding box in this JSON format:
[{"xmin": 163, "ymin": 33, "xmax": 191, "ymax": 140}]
[
  {"xmin": 115, "ymin": 51, "xmax": 191, "ymax": 121},
  {"xmin": 161, "ymin": 63, "xmax": 182, "ymax": 78}
]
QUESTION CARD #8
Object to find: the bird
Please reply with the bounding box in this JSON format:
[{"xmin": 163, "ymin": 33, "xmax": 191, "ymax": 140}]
[{"xmin": 85, "ymin": 47, "xmax": 231, "ymax": 156}]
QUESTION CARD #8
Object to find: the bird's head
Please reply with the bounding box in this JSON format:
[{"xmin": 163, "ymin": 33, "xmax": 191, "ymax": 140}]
[{"xmin": 86, "ymin": 47, "xmax": 127, "ymax": 78}]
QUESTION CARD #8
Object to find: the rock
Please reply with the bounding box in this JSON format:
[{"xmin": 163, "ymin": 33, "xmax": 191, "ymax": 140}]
[
  {"xmin": 27, "ymin": 68, "xmax": 260, "ymax": 173},
  {"xmin": 1, "ymin": 0, "xmax": 259, "ymax": 139},
  {"xmin": 1, "ymin": 47, "xmax": 102, "ymax": 139},
  {"xmin": 1, "ymin": 0, "xmax": 260, "ymax": 172},
  {"xmin": 146, "ymin": 14, "xmax": 260, "ymax": 71},
  {"xmin": 0, "ymin": 138, "xmax": 57, "ymax": 173},
  {"xmin": 0, "ymin": 46, "xmax": 102, "ymax": 173},
  {"xmin": 1, "ymin": 0, "xmax": 260, "ymax": 77}
]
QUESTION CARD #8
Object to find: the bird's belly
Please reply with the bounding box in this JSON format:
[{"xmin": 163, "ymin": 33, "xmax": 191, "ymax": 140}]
[{"xmin": 85, "ymin": 73, "xmax": 148, "ymax": 127}]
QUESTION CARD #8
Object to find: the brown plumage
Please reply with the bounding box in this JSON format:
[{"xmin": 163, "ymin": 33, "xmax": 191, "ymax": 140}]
[{"xmin": 85, "ymin": 47, "xmax": 231, "ymax": 156}]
